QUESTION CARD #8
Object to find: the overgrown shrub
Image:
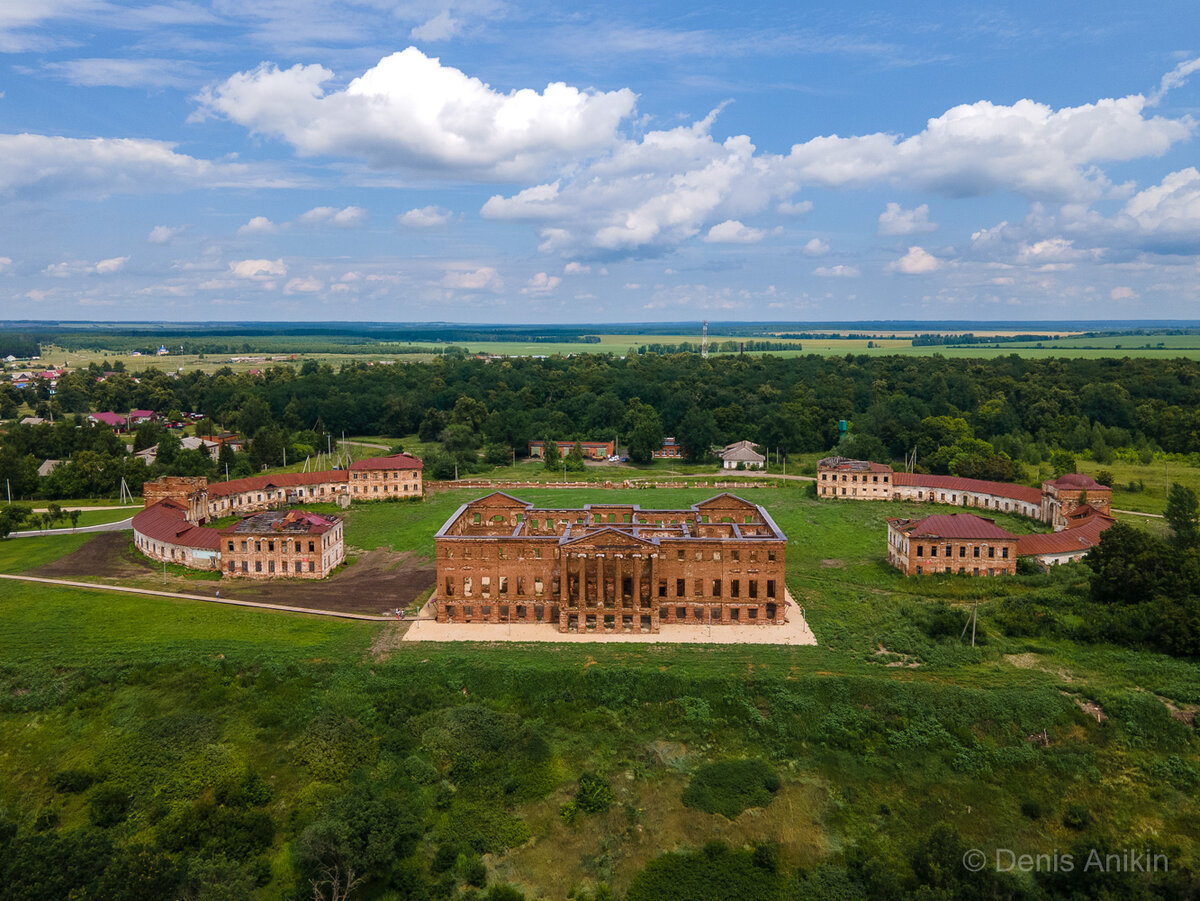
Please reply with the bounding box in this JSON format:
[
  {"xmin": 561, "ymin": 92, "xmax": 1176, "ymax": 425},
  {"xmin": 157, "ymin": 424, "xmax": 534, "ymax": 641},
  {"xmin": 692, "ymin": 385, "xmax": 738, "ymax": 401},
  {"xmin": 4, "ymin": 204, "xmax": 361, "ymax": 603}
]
[
  {"xmin": 575, "ymin": 773, "xmax": 615, "ymax": 814},
  {"xmin": 50, "ymin": 768, "xmax": 98, "ymax": 793},
  {"xmin": 89, "ymin": 785, "xmax": 131, "ymax": 828},
  {"xmin": 681, "ymin": 759, "xmax": 780, "ymax": 819}
]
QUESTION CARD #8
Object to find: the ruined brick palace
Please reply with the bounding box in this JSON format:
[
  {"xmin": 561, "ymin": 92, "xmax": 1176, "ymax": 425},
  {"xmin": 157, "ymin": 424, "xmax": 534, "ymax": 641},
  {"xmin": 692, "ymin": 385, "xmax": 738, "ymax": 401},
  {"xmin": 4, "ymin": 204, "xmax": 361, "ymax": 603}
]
[{"xmin": 435, "ymin": 492, "xmax": 787, "ymax": 632}]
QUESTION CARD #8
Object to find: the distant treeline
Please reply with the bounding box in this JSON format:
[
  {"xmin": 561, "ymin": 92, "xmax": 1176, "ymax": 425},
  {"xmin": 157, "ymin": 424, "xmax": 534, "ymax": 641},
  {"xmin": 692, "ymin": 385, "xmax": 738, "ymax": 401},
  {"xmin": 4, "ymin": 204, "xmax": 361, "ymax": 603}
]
[
  {"xmin": 48, "ymin": 332, "xmax": 601, "ymax": 356},
  {"xmin": 639, "ymin": 340, "xmax": 799, "ymax": 354},
  {"xmin": 774, "ymin": 332, "xmax": 888, "ymax": 340},
  {"xmin": 0, "ymin": 333, "xmax": 43, "ymax": 358},
  {"xmin": 912, "ymin": 333, "xmax": 1062, "ymax": 346}
]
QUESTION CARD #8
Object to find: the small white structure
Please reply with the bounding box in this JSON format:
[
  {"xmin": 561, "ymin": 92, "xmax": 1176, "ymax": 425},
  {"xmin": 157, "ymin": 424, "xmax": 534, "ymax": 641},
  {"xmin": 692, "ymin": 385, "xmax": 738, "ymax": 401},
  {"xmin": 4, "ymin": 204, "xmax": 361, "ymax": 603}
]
[{"xmin": 719, "ymin": 440, "xmax": 766, "ymax": 469}]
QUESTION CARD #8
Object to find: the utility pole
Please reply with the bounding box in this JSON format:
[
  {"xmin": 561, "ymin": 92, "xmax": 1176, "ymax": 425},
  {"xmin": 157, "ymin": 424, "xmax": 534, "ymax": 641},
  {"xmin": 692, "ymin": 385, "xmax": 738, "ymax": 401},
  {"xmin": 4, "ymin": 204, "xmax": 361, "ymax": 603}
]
[
  {"xmin": 6, "ymin": 479, "xmax": 9, "ymax": 504},
  {"xmin": 971, "ymin": 598, "xmax": 978, "ymax": 647}
]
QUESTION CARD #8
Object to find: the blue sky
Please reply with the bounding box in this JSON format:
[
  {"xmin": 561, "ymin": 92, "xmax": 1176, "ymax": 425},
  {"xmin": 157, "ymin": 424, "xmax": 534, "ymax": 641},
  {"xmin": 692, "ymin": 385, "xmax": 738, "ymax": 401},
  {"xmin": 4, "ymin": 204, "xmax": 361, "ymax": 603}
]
[{"xmin": 1, "ymin": 1, "xmax": 1198, "ymax": 323}]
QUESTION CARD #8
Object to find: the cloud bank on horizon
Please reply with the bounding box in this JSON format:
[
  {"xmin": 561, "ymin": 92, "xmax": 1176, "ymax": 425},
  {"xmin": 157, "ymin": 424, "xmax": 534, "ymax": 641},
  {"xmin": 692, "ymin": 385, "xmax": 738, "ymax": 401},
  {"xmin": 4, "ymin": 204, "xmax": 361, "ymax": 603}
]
[{"xmin": 1, "ymin": 0, "xmax": 1198, "ymax": 322}]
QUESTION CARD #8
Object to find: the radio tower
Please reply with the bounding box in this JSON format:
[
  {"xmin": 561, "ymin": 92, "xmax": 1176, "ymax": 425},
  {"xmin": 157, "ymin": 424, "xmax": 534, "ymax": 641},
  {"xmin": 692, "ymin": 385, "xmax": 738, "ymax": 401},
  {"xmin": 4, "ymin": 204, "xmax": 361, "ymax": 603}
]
[{"xmin": 701, "ymin": 320, "xmax": 709, "ymax": 358}]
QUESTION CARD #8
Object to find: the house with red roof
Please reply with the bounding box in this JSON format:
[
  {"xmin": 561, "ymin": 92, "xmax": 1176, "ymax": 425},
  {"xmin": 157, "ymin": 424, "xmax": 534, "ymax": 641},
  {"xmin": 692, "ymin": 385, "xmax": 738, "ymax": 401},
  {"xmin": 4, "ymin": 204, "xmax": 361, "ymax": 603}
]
[
  {"xmin": 88, "ymin": 411, "xmax": 128, "ymax": 430},
  {"xmin": 348, "ymin": 452, "xmax": 423, "ymax": 499},
  {"xmin": 887, "ymin": 513, "xmax": 1018, "ymax": 576}
]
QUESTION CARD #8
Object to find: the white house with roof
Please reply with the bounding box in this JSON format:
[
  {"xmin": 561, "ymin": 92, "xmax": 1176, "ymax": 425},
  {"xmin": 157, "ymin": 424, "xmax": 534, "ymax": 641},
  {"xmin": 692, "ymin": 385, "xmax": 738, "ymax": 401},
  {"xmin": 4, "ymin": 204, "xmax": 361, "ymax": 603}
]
[{"xmin": 719, "ymin": 440, "xmax": 766, "ymax": 469}]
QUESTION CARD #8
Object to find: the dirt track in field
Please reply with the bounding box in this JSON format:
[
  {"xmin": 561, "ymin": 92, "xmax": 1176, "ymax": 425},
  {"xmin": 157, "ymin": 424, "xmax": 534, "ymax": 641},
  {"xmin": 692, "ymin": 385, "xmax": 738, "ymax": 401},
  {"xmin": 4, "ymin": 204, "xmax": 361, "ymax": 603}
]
[{"xmin": 30, "ymin": 534, "xmax": 435, "ymax": 616}]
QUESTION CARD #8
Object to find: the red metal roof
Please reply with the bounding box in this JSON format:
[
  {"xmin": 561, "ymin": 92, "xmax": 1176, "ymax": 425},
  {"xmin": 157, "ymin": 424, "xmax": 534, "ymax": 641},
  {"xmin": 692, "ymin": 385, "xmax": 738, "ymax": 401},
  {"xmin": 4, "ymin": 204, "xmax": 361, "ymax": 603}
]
[
  {"xmin": 349, "ymin": 452, "xmax": 423, "ymax": 471},
  {"xmin": 1046, "ymin": 473, "xmax": 1105, "ymax": 490},
  {"xmin": 890, "ymin": 513, "xmax": 1018, "ymax": 541},
  {"xmin": 893, "ymin": 471, "xmax": 1043, "ymax": 505},
  {"xmin": 132, "ymin": 500, "xmax": 222, "ymax": 550},
  {"xmin": 90, "ymin": 412, "xmax": 126, "ymax": 427},
  {"xmin": 1016, "ymin": 514, "xmax": 1114, "ymax": 556},
  {"xmin": 207, "ymin": 470, "xmax": 348, "ymax": 497}
]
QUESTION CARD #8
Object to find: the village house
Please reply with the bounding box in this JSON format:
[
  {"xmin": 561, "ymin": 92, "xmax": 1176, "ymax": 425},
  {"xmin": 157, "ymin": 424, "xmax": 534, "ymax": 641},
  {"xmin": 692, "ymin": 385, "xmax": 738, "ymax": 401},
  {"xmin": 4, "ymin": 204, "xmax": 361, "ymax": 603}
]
[
  {"xmin": 434, "ymin": 492, "xmax": 787, "ymax": 633},
  {"xmin": 718, "ymin": 440, "xmax": 766, "ymax": 469},
  {"xmin": 887, "ymin": 513, "xmax": 1018, "ymax": 576},
  {"xmin": 652, "ymin": 437, "xmax": 683, "ymax": 459}
]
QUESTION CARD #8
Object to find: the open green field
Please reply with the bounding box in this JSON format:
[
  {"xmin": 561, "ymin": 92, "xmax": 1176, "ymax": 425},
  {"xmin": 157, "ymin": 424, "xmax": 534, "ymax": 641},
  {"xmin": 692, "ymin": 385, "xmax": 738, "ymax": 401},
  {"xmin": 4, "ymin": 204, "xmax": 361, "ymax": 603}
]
[
  {"xmin": 0, "ymin": 486, "xmax": 1197, "ymax": 899},
  {"xmin": 25, "ymin": 332, "xmax": 1200, "ymax": 377}
]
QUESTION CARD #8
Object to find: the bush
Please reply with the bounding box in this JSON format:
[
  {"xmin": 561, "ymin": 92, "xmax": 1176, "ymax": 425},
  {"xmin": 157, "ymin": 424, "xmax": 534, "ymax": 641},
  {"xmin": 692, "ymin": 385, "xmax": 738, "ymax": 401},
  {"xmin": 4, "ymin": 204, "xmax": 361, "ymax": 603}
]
[
  {"xmin": 625, "ymin": 841, "xmax": 786, "ymax": 901},
  {"xmin": 1063, "ymin": 803, "xmax": 1092, "ymax": 830},
  {"xmin": 50, "ymin": 769, "xmax": 98, "ymax": 794},
  {"xmin": 575, "ymin": 773, "xmax": 615, "ymax": 814},
  {"xmin": 681, "ymin": 759, "xmax": 781, "ymax": 819},
  {"xmin": 89, "ymin": 785, "xmax": 131, "ymax": 828},
  {"xmin": 1020, "ymin": 799, "xmax": 1043, "ymax": 820}
]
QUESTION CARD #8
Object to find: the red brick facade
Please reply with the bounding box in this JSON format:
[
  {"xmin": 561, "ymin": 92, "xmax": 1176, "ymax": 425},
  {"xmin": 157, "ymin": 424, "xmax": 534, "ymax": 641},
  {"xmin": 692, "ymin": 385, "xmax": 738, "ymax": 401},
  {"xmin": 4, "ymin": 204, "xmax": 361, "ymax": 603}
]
[
  {"xmin": 348, "ymin": 453, "xmax": 423, "ymax": 499},
  {"xmin": 887, "ymin": 513, "xmax": 1018, "ymax": 576},
  {"xmin": 218, "ymin": 510, "xmax": 344, "ymax": 578},
  {"xmin": 435, "ymin": 493, "xmax": 787, "ymax": 633}
]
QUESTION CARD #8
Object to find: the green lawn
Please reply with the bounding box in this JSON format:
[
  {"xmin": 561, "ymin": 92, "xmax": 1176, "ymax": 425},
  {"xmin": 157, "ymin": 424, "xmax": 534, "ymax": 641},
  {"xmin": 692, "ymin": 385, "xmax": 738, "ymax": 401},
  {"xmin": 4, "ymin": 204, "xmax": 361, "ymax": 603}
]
[
  {"xmin": 1073, "ymin": 456, "xmax": 1200, "ymax": 515},
  {"xmin": 0, "ymin": 532, "xmax": 95, "ymax": 573}
]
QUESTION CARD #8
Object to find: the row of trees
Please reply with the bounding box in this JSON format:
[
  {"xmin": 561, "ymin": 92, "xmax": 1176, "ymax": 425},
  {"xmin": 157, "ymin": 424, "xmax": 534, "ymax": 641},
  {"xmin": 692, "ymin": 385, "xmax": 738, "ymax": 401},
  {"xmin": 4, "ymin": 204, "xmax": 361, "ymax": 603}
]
[
  {"xmin": 8, "ymin": 352, "xmax": 1200, "ymax": 496},
  {"xmin": 1080, "ymin": 484, "xmax": 1200, "ymax": 658}
]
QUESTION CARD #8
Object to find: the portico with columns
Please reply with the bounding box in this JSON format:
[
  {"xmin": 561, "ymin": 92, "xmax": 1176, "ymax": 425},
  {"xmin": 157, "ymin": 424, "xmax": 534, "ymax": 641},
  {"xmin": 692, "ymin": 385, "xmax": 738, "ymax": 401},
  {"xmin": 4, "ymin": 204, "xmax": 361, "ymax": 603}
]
[{"xmin": 434, "ymin": 492, "xmax": 788, "ymax": 633}]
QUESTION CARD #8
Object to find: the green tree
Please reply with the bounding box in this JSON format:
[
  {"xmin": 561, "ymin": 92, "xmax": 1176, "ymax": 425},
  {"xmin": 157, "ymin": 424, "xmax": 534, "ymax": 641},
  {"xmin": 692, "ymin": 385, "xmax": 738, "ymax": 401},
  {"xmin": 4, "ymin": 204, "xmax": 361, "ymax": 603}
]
[
  {"xmin": 678, "ymin": 408, "xmax": 720, "ymax": 464},
  {"xmin": 541, "ymin": 439, "xmax": 560, "ymax": 471},
  {"xmin": 1165, "ymin": 482, "xmax": 1200, "ymax": 549},
  {"xmin": 625, "ymin": 405, "xmax": 664, "ymax": 465},
  {"xmin": 565, "ymin": 441, "xmax": 586, "ymax": 472}
]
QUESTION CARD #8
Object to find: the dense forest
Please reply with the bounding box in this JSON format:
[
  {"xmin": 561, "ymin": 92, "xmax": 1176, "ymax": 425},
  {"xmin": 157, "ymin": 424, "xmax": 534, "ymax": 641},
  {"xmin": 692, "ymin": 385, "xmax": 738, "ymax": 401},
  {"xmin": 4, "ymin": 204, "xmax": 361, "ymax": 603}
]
[{"xmin": 4, "ymin": 352, "xmax": 1200, "ymax": 499}]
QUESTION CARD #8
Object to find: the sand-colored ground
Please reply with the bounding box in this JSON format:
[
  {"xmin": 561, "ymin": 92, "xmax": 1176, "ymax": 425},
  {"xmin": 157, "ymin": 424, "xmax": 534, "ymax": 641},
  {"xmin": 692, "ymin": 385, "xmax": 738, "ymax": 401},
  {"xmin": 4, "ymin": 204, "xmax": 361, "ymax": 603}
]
[{"xmin": 403, "ymin": 590, "xmax": 817, "ymax": 645}]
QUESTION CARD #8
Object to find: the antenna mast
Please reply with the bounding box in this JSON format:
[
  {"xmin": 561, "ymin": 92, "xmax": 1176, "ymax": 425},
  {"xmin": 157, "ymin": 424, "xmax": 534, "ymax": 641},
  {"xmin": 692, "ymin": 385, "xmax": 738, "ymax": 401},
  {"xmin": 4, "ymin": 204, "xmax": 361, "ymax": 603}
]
[{"xmin": 701, "ymin": 320, "xmax": 709, "ymax": 358}]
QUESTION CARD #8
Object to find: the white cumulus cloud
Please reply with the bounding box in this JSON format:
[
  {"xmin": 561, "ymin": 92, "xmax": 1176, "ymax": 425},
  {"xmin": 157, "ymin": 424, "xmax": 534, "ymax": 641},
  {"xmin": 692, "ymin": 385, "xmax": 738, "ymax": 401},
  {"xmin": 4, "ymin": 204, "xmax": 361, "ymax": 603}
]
[
  {"xmin": 523, "ymin": 272, "xmax": 561, "ymax": 293},
  {"xmin": 230, "ymin": 258, "xmax": 286, "ymax": 280},
  {"xmin": 802, "ymin": 237, "xmax": 829, "ymax": 256},
  {"xmin": 296, "ymin": 205, "xmax": 367, "ymax": 227},
  {"xmin": 888, "ymin": 246, "xmax": 941, "ymax": 274},
  {"xmin": 197, "ymin": 48, "xmax": 637, "ymax": 180},
  {"xmin": 564, "ymin": 261, "xmax": 591, "ymax": 275},
  {"xmin": 238, "ymin": 216, "xmax": 279, "ymax": 235},
  {"xmin": 284, "ymin": 276, "xmax": 323, "ymax": 293},
  {"xmin": 785, "ymin": 95, "xmax": 1192, "ymax": 203},
  {"xmin": 0, "ymin": 133, "xmax": 254, "ymax": 200},
  {"xmin": 147, "ymin": 225, "xmax": 187, "ymax": 244},
  {"xmin": 442, "ymin": 266, "xmax": 500, "ymax": 290},
  {"xmin": 411, "ymin": 10, "xmax": 459, "ymax": 41},
  {"xmin": 42, "ymin": 255, "xmax": 128, "ymax": 276},
  {"xmin": 704, "ymin": 219, "xmax": 764, "ymax": 244},
  {"xmin": 878, "ymin": 202, "xmax": 937, "ymax": 235},
  {"xmin": 398, "ymin": 205, "xmax": 453, "ymax": 227},
  {"xmin": 813, "ymin": 264, "xmax": 859, "ymax": 277}
]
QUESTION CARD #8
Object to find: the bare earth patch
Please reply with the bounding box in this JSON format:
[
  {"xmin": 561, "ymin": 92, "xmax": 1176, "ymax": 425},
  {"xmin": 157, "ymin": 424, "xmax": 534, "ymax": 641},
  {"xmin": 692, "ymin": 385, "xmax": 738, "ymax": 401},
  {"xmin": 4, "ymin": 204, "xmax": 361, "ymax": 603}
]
[
  {"xmin": 367, "ymin": 622, "xmax": 412, "ymax": 661},
  {"xmin": 1061, "ymin": 691, "xmax": 1108, "ymax": 723},
  {"xmin": 819, "ymin": 559, "xmax": 845, "ymax": 568},
  {"xmin": 1004, "ymin": 653, "xmax": 1074, "ymax": 682},
  {"xmin": 30, "ymin": 535, "xmax": 435, "ymax": 616}
]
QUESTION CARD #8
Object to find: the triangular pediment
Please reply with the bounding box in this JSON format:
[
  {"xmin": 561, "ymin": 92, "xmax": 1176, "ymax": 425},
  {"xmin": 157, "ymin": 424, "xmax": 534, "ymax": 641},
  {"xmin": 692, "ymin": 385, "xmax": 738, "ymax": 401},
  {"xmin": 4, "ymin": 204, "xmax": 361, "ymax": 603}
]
[
  {"xmin": 563, "ymin": 527, "xmax": 657, "ymax": 549},
  {"xmin": 695, "ymin": 493, "xmax": 756, "ymax": 509},
  {"xmin": 468, "ymin": 491, "xmax": 530, "ymax": 508}
]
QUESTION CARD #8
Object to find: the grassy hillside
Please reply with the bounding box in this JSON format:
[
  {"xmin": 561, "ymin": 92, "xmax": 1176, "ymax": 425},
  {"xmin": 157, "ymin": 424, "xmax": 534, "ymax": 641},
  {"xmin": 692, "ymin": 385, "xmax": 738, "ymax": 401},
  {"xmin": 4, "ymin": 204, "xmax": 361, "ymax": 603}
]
[{"xmin": 0, "ymin": 486, "xmax": 1196, "ymax": 899}]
